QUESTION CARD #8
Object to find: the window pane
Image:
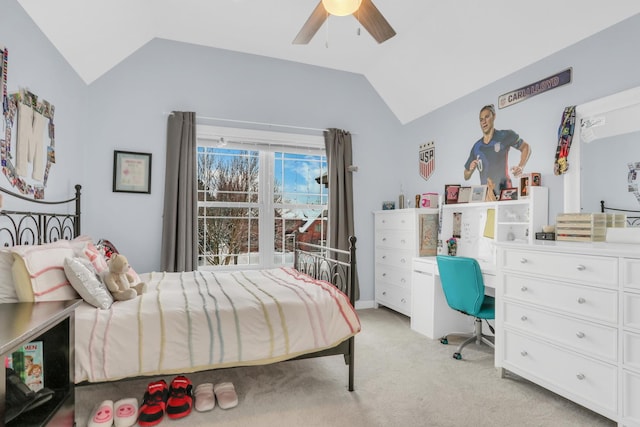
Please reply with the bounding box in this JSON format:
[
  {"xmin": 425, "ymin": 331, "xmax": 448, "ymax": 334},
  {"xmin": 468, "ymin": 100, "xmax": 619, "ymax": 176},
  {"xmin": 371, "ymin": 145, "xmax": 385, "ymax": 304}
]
[
  {"xmin": 197, "ymin": 147, "xmax": 259, "ymax": 203},
  {"xmin": 274, "ymin": 152, "xmax": 327, "ymax": 205},
  {"xmin": 273, "ymin": 208, "xmax": 327, "ymax": 265},
  {"xmin": 198, "ymin": 206, "xmax": 259, "ymax": 267}
]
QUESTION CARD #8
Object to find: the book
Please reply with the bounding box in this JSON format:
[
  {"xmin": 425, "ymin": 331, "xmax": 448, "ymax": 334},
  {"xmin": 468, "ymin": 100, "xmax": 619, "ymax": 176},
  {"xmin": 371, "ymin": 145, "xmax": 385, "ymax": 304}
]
[{"xmin": 6, "ymin": 340, "xmax": 45, "ymax": 392}]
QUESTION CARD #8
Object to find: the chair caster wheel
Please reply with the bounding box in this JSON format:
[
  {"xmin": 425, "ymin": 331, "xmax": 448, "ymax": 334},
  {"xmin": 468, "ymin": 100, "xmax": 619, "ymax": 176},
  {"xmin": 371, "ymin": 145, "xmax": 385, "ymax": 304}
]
[
  {"xmin": 453, "ymin": 352, "xmax": 462, "ymax": 360},
  {"xmin": 440, "ymin": 338, "xmax": 448, "ymax": 345}
]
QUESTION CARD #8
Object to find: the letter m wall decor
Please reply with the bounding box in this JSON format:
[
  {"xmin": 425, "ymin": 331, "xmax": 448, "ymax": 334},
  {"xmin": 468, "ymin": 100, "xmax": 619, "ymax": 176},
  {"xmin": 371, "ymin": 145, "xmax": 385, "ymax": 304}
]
[{"xmin": 419, "ymin": 141, "xmax": 435, "ymax": 181}]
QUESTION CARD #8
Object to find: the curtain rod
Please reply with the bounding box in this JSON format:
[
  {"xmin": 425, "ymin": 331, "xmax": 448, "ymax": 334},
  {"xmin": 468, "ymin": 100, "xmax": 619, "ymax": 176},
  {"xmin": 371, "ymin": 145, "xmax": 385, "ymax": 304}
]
[{"xmin": 165, "ymin": 112, "xmax": 326, "ymax": 133}]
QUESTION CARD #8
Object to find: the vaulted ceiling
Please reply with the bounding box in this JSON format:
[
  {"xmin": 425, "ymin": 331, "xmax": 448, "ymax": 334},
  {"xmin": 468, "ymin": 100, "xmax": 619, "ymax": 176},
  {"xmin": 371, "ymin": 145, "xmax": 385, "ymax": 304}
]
[{"xmin": 18, "ymin": 0, "xmax": 640, "ymax": 124}]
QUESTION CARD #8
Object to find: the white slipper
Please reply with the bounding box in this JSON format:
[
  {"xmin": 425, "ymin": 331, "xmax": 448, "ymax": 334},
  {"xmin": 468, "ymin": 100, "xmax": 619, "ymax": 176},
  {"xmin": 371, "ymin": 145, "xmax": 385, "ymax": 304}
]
[
  {"xmin": 214, "ymin": 382, "xmax": 238, "ymax": 409},
  {"xmin": 194, "ymin": 383, "xmax": 215, "ymax": 412},
  {"xmin": 88, "ymin": 399, "xmax": 114, "ymax": 427},
  {"xmin": 114, "ymin": 397, "xmax": 138, "ymax": 427}
]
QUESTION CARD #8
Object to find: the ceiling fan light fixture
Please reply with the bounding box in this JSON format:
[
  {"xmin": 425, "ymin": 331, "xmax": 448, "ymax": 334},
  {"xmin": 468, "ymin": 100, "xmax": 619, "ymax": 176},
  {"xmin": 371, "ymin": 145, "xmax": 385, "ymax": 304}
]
[{"xmin": 322, "ymin": 0, "xmax": 362, "ymax": 16}]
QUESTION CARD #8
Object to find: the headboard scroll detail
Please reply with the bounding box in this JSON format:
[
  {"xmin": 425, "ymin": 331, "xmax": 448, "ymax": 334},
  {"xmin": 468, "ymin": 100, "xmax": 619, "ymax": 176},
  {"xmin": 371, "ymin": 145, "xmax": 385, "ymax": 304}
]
[{"xmin": 0, "ymin": 184, "xmax": 81, "ymax": 247}]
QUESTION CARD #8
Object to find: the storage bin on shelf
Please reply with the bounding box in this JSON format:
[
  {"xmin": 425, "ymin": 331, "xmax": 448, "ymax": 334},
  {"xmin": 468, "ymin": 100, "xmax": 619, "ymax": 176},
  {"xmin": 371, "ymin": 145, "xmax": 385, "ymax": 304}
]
[{"xmin": 555, "ymin": 213, "xmax": 607, "ymax": 242}]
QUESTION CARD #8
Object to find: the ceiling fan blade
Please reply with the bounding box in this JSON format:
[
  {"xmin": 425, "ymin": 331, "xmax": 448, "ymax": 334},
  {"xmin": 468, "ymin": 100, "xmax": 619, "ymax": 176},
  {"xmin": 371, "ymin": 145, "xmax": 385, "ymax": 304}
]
[
  {"xmin": 355, "ymin": 0, "xmax": 396, "ymax": 43},
  {"xmin": 293, "ymin": 2, "xmax": 328, "ymax": 44}
]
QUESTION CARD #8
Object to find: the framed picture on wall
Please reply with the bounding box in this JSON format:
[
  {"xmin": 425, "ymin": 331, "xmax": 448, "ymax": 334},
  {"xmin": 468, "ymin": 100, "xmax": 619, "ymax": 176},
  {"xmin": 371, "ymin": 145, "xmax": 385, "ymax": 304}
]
[
  {"xmin": 113, "ymin": 150, "xmax": 152, "ymax": 194},
  {"xmin": 470, "ymin": 185, "xmax": 488, "ymax": 203}
]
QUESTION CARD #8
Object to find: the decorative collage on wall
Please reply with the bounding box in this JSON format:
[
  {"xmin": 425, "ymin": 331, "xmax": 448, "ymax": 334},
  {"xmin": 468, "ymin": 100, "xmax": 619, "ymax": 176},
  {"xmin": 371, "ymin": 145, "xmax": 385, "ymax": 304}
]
[{"xmin": 1, "ymin": 44, "xmax": 56, "ymax": 199}]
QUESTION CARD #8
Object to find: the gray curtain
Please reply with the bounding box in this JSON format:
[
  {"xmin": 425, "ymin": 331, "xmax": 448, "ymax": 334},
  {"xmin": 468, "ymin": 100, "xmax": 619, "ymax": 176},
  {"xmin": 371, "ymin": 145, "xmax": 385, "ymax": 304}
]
[
  {"xmin": 161, "ymin": 111, "xmax": 197, "ymax": 272},
  {"xmin": 324, "ymin": 128, "xmax": 359, "ymax": 300}
]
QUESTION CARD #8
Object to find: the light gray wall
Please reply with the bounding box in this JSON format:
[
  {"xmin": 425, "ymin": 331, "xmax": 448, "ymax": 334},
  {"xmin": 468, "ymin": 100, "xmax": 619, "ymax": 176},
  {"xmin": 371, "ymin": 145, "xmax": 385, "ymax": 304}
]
[
  {"xmin": 3, "ymin": 1, "xmax": 640, "ymax": 305},
  {"xmin": 0, "ymin": 1, "xmax": 86, "ymax": 205}
]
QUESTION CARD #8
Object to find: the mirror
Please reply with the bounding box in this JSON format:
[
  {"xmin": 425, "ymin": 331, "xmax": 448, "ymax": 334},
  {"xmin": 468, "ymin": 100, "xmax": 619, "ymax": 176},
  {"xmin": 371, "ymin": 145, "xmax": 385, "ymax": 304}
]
[{"xmin": 563, "ymin": 85, "xmax": 640, "ymax": 213}]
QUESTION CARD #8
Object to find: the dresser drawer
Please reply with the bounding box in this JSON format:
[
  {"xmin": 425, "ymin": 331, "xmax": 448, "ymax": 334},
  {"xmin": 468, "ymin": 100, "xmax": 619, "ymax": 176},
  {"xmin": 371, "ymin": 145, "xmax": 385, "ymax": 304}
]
[
  {"xmin": 503, "ymin": 274, "xmax": 618, "ymax": 324},
  {"xmin": 624, "ymin": 292, "xmax": 640, "ymax": 332},
  {"xmin": 375, "ymin": 264, "xmax": 411, "ymax": 289},
  {"xmin": 504, "ymin": 302, "xmax": 617, "ymax": 362},
  {"xmin": 375, "ymin": 282, "xmax": 411, "ymax": 315},
  {"xmin": 503, "ymin": 330, "xmax": 617, "ymax": 415},
  {"xmin": 503, "ymin": 250, "xmax": 618, "ymax": 288},
  {"xmin": 375, "ymin": 211, "xmax": 414, "ymax": 230},
  {"xmin": 624, "ymin": 331, "xmax": 640, "ymax": 372},
  {"xmin": 375, "ymin": 248, "xmax": 413, "ymax": 269},
  {"xmin": 375, "ymin": 230, "xmax": 414, "ymax": 249},
  {"xmin": 623, "ymin": 369, "xmax": 640, "ymax": 426},
  {"xmin": 622, "ymin": 258, "xmax": 640, "ymax": 292}
]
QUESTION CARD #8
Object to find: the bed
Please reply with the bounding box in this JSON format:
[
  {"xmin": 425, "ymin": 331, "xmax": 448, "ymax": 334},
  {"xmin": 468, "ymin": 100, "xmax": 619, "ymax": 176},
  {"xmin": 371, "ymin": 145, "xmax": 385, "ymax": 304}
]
[
  {"xmin": 600, "ymin": 200, "xmax": 640, "ymax": 227},
  {"xmin": 0, "ymin": 184, "xmax": 360, "ymax": 390}
]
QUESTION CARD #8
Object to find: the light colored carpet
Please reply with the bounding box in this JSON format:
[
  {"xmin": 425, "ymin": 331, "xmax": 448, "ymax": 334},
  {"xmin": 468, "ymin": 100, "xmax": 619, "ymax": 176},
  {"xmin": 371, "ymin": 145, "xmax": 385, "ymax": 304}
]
[{"xmin": 74, "ymin": 308, "xmax": 615, "ymax": 427}]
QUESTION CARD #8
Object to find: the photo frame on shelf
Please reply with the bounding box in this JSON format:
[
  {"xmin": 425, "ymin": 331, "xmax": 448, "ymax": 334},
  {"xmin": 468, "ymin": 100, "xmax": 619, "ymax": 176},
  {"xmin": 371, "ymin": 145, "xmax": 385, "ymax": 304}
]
[
  {"xmin": 457, "ymin": 186, "xmax": 471, "ymax": 204},
  {"xmin": 382, "ymin": 201, "xmax": 395, "ymax": 210},
  {"xmin": 470, "ymin": 185, "xmax": 488, "ymax": 203},
  {"xmin": 499, "ymin": 188, "xmax": 518, "ymax": 201},
  {"xmin": 113, "ymin": 150, "xmax": 152, "ymax": 194},
  {"xmin": 444, "ymin": 184, "xmax": 460, "ymax": 204},
  {"xmin": 519, "ymin": 175, "xmax": 530, "ymax": 198}
]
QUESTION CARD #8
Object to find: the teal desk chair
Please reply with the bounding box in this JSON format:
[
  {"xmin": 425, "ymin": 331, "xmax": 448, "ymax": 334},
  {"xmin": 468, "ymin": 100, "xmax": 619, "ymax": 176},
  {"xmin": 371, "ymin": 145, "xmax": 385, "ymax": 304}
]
[{"xmin": 436, "ymin": 255, "xmax": 495, "ymax": 360}]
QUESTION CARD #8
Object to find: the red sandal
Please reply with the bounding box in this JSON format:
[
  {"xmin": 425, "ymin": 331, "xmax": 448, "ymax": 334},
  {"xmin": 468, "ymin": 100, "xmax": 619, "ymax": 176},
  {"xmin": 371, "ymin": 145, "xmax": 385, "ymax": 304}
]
[{"xmin": 166, "ymin": 376, "xmax": 193, "ymax": 419}]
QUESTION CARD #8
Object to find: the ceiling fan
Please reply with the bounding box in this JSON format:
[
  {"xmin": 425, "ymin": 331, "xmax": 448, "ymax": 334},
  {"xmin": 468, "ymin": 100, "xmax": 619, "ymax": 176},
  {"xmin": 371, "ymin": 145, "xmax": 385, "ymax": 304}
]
[{"xmin": 293, "ymin": 0, "xmax": 396, "ymax": 45}]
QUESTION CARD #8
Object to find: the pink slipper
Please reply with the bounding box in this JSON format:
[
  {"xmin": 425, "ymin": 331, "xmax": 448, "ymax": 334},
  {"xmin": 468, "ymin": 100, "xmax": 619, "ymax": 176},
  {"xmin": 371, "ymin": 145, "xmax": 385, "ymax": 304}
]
[
  {"xmin": 114, "ymin": 397, "xmax": 138, "ymax": 427},
  {"xmin": 88, "ymin": 399, "xmax": 113, "ymax": 427},
  {"xmin": 213, "ymin": 382, "xmax": 238, "ymax": 409},
  {"xmin": 194, "ymin": 383, "xmax": 215, "ymax": 412}
]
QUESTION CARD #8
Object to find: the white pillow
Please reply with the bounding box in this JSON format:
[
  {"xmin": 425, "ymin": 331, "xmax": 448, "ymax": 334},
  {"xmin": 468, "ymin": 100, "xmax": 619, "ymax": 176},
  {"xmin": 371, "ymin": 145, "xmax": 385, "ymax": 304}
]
[
  {"xmin": 11, "ymin": 239, "xmax": 81, "ymax": 302},
  {"xmin": 0, "ymin": 249, "xmax": 19, "ymax": 303},
  {"xmin": 63, "ymin": 257, "xmax": 113, "ymax": 309}
]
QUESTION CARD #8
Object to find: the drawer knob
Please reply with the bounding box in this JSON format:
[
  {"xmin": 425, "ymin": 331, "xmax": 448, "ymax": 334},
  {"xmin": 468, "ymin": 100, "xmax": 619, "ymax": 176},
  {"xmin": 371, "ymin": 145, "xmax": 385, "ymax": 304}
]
[
  {"xmin": 401, "ymin": 278, "xmax": 406, "ymax": 284},
  {"xmin": 520, "ymin": 351, "xmax": 528, "ymax": 357},
  {"xmin": 382, "ymin": 255, "xmax": 387, "ymax": 260},
  {"xmin": 382, "ymin": 291, "xmax": 387, "ymax": 296},
  {"xmin": 382, "ymin": 237, "xmax": 387, "ymax": 242},
  {"xmin": 520, "ymin": 258, "xmax": 528, "ymax": 264},
  {"xmin": 577, "ymin": 297, "xmax": 586, "ymax": 304},
  {"xmin": 400, "ymin": 239, "xmax": 406, "ymax": 244},
  {"xmin": 576, "ymin": 265, "xmax": 586, "ymax": 271},
  {"xmin": 401, "ymin": 258, "xmax": 406, "ymax": 264},
  {"xmin": 576, "ymin": 373, "xmax": 585, "ymax": 380},
  {"xmin": 520, "ymin": 286, "xmax": 528, "ymax": 292},
  {"xmin": 382, "ymin": 219, "xmax": 387, "ymax": 224},
  {"xmin": 382, "ymin": 273, "xmax": 387, "ymax": 277},
  {"xmin": 401, "ymin": 298, "xmax": 406, "ymax": 303},
  {"xmin": 520, "ymin": 315, "xmax": 528, "ymax": 321},
  {"xmin": 576, "ymin": 331, "xmax": 585, "ymax": 339}
]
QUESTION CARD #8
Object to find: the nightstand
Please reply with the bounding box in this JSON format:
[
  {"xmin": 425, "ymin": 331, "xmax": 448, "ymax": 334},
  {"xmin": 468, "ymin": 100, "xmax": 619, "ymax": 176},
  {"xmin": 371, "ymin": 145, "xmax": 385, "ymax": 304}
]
[{"xmin": 1, "ymin": 300, "xmax": 81, "ymax": 426}]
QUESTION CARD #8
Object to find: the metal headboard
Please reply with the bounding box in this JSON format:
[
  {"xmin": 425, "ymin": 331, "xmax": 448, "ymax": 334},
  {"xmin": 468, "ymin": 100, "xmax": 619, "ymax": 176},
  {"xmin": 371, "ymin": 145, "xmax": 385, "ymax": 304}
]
[
  {"xmin": 293, "ymin": 235, "xmax": 357, "ymax": 306},
  {"xmin": 0, "ymin": 184, "xmax": 82, "ymax": 247},
  {"xmin": 600, "ymin": 200, "xmax": 640, "ymax": 227}
]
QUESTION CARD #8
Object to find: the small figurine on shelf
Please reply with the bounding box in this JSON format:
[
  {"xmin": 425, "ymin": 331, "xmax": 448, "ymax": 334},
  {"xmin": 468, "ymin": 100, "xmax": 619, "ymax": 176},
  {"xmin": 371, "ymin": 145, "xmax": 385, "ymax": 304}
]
[{"xmin": 446, "ymin": 237, "xmax": 457, "ymax": 256}]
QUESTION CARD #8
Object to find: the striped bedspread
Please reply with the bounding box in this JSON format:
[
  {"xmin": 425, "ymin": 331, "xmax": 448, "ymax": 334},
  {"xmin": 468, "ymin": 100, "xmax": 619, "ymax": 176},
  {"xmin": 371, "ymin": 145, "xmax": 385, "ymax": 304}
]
[{"xmin": 74, "ymin": 267, "xmax": 360, "ymax": 383}]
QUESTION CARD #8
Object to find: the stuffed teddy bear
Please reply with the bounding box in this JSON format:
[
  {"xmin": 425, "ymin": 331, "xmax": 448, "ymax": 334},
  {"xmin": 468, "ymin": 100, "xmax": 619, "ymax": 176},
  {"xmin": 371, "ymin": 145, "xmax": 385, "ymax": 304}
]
[{"xmin": 102, "ymin": 253, "xmax": 147, "ymax": 301}]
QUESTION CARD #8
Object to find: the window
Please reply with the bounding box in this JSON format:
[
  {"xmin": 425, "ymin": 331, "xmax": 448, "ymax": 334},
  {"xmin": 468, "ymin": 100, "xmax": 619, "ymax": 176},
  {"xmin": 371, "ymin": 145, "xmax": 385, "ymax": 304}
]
[{"xmin": 197, "ymin": 126, "xmax": 327, "ymax": 269}]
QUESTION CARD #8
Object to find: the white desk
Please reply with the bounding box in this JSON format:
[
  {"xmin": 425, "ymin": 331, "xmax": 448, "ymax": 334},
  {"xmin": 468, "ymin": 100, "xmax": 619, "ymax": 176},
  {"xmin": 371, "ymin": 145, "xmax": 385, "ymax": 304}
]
[{"xmin": 410, "ymin": 256, "xmax": 495, "ymax": 340}]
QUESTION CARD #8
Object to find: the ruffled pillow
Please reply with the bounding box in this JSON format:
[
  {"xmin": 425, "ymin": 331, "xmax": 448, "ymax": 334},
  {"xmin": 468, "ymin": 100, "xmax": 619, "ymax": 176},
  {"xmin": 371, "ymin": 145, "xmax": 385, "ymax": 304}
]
[{"xmin": 63, "ymin": 257, "xmax": 113, "ymax": 309}]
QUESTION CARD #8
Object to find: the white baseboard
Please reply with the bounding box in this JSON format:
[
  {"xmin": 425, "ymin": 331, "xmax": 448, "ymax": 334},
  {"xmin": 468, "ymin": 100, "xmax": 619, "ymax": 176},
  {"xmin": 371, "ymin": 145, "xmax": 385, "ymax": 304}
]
[{"xmin": 355, "ymin": 300, "xmax": 375, "ymax": 310}]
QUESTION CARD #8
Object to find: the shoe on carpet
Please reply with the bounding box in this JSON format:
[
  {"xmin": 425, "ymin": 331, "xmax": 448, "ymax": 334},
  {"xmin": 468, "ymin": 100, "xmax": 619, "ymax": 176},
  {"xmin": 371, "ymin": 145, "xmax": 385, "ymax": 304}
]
[
  {"xmin": 214, "ymin": 382, "xmax": 238, "ymax": 409},
  {"xmin": 166, "ymin": 375, "xmax": 193, "ymax": 419},
  {"xmin": 114, "ymin": 397, "xmax": 138, "ymax": 427},
  {"xmin": 194, "ymin": 383, "xmax": 215, "ymax": 412},
  {"xmin": 88, "ymin": 399, "xmax": 114, "ymax": 427},
  {"xmin": 137, "ymin": 379, "xmax": 169, "ymax": 427}
]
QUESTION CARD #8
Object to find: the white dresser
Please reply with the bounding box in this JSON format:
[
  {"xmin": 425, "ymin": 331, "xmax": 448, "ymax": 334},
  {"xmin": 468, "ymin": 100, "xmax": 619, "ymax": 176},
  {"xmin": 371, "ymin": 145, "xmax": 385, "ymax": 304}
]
[
  {"xmin": 374, "ymin": 209, "xmax": 438, "ymax": 316},
  {"xmin": 496, "ymin": 242, "xmax": 640, "ymax": 426}
]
